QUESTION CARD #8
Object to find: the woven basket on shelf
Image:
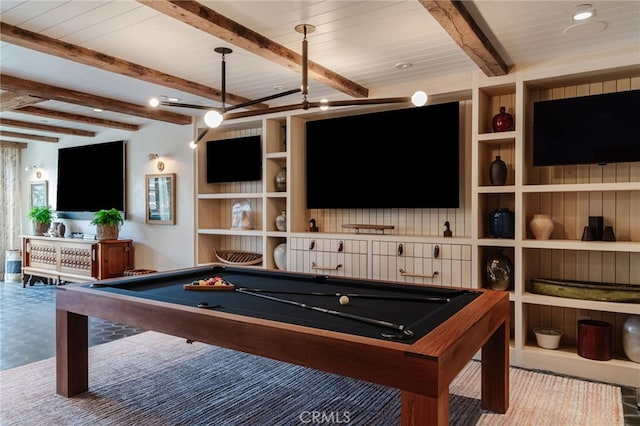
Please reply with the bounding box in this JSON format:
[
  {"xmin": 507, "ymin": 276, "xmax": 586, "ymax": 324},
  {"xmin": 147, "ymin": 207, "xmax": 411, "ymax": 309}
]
[{"xmin": 213, "ymin": 249, "xmax": 263, "ymax": 266}]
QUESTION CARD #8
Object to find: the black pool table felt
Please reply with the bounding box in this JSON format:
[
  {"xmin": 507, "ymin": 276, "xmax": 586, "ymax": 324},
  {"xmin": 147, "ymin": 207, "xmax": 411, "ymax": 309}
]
[{"xmin": 89, "ymin": 267, "xmax": 480, "ymax": 343}]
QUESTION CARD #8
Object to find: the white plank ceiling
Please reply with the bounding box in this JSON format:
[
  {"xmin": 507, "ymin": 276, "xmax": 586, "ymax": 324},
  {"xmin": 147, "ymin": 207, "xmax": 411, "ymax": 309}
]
[{"xmin": 0, "ymin": 0, "xmax": 639, "ymax": 140}]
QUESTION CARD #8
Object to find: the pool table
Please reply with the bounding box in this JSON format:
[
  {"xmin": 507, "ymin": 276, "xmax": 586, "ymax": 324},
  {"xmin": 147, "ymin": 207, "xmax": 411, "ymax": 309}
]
[{"xmin": 56, "ymin": 265, "xmax": 509, "ymax": 425}]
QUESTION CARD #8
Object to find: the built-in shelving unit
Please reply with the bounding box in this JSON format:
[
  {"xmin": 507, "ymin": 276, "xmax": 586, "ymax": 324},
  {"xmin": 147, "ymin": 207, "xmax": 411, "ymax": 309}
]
[
  {"xmin": 473, "ymin": 66, "xmax": 640, "ymax": 387},
  {"xmin": 195, "ymin": 64, "xmax": 640, "ymax": 387}
]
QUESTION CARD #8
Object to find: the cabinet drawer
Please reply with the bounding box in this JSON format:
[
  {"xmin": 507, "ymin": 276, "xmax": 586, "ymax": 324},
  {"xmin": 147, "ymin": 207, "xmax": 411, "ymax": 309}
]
[
  {"xmin": 372, "ymin": 241, "xmax": 471, "ymax": 287},
  {"xmin": 290, "ymin": 237, "xmax": 368, "ymax": 278}
]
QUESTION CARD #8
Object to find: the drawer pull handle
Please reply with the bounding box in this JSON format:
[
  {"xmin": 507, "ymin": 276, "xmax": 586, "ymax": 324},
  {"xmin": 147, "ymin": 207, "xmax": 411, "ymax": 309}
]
[
  {"xmin": 434, "ymin": 245, "xmax": 440, "ymax": 258},
  {"xmin": 312, "ymin": 262, "xmax": 342, "ymax": 271},
  {"xmin": 338, "ymin": 240, "xmax": 344, "ymax": 252},
  {"xmin": 398, "ymin": 243, "xmax": 403, "ymax": 256},
  {"xmin": 309, "ymin": 240, "xmax": 315, "ymax": 250},
  {"xmin": 399, "ymin": 269, "xmax": 439, "ymax": 279}
]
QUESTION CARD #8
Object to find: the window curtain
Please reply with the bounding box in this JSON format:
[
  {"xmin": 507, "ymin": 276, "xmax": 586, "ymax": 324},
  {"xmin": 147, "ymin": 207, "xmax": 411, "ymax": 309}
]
[{"xmin": 0, "ymin": 145, "xmax": 23, "ymax": 278}]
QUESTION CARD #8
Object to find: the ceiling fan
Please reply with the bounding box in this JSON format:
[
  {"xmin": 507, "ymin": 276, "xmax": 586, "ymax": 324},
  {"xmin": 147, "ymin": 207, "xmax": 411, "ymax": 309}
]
[{"xmin": 149, "ymin": 24, "xmax": 427, "ymax": 130}]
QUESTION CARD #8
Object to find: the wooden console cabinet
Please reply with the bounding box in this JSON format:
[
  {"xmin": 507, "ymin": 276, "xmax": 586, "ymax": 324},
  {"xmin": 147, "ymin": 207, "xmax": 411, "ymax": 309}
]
[{"xmin": 21, "ymin": 236, "xmax": 133, "ymax": 286}]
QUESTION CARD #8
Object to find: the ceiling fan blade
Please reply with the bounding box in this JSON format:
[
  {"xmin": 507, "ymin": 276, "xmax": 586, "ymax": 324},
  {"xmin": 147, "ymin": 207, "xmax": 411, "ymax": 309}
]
[
  {"xmin": 311, "ymin": 97, "xmax": 412, "ymax": 108},
  {"xmin": 223, "ymin": 103, "xmax": 306, "ymax": 120},
  {"xmin": 158, "ymin": 87, "xmax": 302, "ymax": 113},
  {"xmin": 224, "ymin": 88, "xmax": 302, "ymax": 112},
  {"xmin": 159, "ymin": 100, "xmax": 216, "ymax": 111}
]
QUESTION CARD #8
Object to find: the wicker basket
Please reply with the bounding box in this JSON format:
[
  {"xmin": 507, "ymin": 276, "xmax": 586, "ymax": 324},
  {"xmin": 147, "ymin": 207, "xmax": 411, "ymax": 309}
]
[
  {"xmin": 213, "ymin": 249, "xmax": 263, "ymax": 266},
  {"xmin": 97, "ymin": 224, "xmax": 119, "ymax": 240}
]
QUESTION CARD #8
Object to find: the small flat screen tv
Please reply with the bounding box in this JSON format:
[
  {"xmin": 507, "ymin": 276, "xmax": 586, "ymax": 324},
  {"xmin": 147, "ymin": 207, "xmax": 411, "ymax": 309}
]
[
  {"xmin": 306, "ymin": 102, "xmax": 460, "ymax": 209},
  {"xmin": 56, "ymin": 140, "xmax": 126, "ymax": 219},
  {"xmin": 206, "ymin": 135, "xmax": 262, "ymax": 183},
  {"xmin": 533, "ymin": 89, "xmax": 640, "ymax": 166}
]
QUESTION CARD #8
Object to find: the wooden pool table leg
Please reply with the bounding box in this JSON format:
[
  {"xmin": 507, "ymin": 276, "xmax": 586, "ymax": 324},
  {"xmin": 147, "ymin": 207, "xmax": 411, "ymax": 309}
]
[
  {"xmin": 56, "ymin": 309, "xmax": 88, "ymax": 397},
  {"xmin": 400, "ymin": 388, "xmax": 448, "ymax": 426},
  {"xmin": 481, "ymin": 319, "xmax": 509, "ymax": 413}
]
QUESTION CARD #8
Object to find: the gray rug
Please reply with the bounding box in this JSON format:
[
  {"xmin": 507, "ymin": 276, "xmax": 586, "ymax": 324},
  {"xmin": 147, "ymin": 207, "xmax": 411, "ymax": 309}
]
[{"xmin": 0, "ymin": 332, "xmax": 623, "ymax": 425}]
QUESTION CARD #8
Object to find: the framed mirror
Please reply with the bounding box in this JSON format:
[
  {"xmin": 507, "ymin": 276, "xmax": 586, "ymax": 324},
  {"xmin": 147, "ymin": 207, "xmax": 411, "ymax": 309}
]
[
  {"xmin": 145, "ymin": 173, "xmax": 176, "ymax": 224},
  {"xmin": 30, "ymin": 181, "xmax": 48, "ymax": 208}
]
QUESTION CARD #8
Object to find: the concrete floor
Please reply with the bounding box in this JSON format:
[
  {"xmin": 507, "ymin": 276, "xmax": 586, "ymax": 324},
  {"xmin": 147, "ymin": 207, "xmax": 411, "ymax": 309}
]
[
  {"xmin": 1, "ymin": 280, "xmax": 638, "ymax": 424},
  {"xmin": 0, "ymin": 280, "xmax": 143, "ymax": 370}
]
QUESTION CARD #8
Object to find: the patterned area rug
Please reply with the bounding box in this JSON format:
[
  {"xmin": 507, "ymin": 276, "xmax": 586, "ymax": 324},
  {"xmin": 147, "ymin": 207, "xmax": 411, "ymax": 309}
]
[{"xmin": 0, "ymin": 331, "xmax": 623, "ymax": 425}]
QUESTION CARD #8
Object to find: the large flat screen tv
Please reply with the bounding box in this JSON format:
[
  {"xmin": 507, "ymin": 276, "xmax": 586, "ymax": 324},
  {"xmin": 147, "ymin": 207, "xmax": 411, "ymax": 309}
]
[
  {"xmin": 533, "ymin": 89, "xmax": 640, "ymax": 166},
  {"xmin": 206, "ymin": 135, "xmax": 262, "ymax": 183},
  {"xmin": 306, "ymin": 102, "xmax": 460, "ymax": 209},
  {"xmin": 56, "ymin": 140, "xmax": 126, "ymax": 219}
]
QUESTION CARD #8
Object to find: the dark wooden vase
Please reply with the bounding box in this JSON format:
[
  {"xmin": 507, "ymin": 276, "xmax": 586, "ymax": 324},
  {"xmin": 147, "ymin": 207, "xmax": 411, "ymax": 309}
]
[{"xmin": 489, "ymin": 155, "xmax": 507, "ymax": 185}]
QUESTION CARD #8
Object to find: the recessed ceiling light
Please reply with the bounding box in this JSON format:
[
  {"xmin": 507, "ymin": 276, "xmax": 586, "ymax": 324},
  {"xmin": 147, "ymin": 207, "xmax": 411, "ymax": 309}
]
[
  {"xmin": 273, "ymin": 85, "xmax": 286, "ymax": 91},
  {"xmin": 394, "ymin": 62, "xmax": 413, "ymax": 70},
  {"xmin": 93, "ymin": 108, "xmax": 103, "ymax": 112},
  {"xmin": 167, "ymin": 97, "xmax": 180, "ymax": 102},
  {"xmin": 573, "ymin": 4, "xmax": 594, "ymax": 21}
]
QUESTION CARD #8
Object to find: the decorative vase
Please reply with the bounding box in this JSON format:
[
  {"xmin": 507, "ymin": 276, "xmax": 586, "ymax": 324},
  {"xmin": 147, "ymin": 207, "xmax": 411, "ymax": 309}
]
[
  {"xmin": 275, "ymin": 167, "xmax": 287, "ymax": 192},
  {"xmin": 275, "ymin": 210, "xmax": 287, "ymax": 231},
  {"xmin": 489, "ymin": 208, "xmax": 514, "ymax": 239},
  {"xmin": 56, "ymin": 222, "xmax": 66, "ymax": 238},
  {"xmin": 492, "ymin": 106, "xmax": 514, "ymax": 132},
  {"xmin": 489, "ymin": 156, "xmax": 507, "ymax": 185},
  {"xmin": 622, "ymin": 315, "xmax": 640, "ymax": 363},
  {"xmin": 530, "ymin": 214, "xmax": 554, "ymax": 240},
  {"xmin": 273, "ymin": 243, "xmax": 287, "ymax": 270},
  {"xmin": 485, "ymin": 249, "xmax": 513, "ymax": 290}
]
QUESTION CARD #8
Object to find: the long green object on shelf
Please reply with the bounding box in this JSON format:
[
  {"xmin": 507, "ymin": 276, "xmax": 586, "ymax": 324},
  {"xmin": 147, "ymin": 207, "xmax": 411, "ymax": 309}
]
[{"xmin": 531, "ymin": 278, "xmax": 640, "ymax": 303}]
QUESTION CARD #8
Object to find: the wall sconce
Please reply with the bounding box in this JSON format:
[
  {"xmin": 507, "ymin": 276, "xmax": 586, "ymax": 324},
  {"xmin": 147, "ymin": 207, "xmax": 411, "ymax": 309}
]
[
  {"xmin": 25, "ymin": 164, "xmax": 42, "ymax": 179},
  {"xmin": 148, "ymin": 154, "xmax": 165, "ymax": 171}
]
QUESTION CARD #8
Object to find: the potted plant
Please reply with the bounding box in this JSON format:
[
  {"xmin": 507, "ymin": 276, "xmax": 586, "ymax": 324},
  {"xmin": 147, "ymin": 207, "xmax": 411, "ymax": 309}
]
[
  {"xmin": 28, "ymin": 205, "xmax": 54, "ymax": 235},
  {"xmin": 90, "ymin": 208, "xmax": 124, "ymax": 240}
]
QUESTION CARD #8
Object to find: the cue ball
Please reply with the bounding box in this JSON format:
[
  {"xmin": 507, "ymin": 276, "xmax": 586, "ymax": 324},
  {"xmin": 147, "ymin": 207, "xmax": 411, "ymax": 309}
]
[{"xmin": 339, "ymin": 295, "xmax": 350, "ymax": 306}]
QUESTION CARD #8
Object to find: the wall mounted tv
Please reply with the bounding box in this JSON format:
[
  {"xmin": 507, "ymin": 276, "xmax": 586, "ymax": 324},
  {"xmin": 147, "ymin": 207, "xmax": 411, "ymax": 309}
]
[
  {"xmin": 56, "ymin": 140, "xmax": 126, "ymax": 220},
  {"xmin": 206, "ymin": 135, "xmax": 262, "ymax": 183},
  {"xmin": 533, "ymin": 89, "xmax": 640, "ymax": 166},
  {"xmin": 306, "ymin": 102, "xmax": 460, "ymax": 209}
]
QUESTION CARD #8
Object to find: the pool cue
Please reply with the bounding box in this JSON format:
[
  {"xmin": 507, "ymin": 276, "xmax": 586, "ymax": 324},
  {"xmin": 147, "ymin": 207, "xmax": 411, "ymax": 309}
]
[
  {"xmin": 238, "ymin": 288, "xmax": 451, "ymax": 302},
  {"xmin": 236, "ymin": 288, "xmax": 414, "ymax": 339}
]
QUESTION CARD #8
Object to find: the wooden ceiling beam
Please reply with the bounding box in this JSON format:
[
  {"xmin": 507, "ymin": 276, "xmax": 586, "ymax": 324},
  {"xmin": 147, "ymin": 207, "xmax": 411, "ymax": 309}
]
[
  {"xmin": 0, "ymin": 22, "xmax": 266, "ymax": 110},
  {"xmin": 138, "ymin": 0, "xmax": 369, "ymax": 98},
  {"xmin": 0, "ymin": 130, "xmax": 58, "ymax": 143},
  {"xmin": 0, "ymin": 118, "xmax": 96, "ymax": 137},
  {"xmin": 0, "ymin": 92, "xmax": 46, "ymax": 111},
  {"xmin": 15, "ymin": 106, "xmax": 139, "ymax": 132},
  {"xmin": 0, "ymin": 140, "xmax": 28, "ymax": 149},
  {"xmin": 0, "ymin": 74, "xmax": 192, "ymax": 125},
  {"xmin": 419, "ymin": 0, "xmax": 510, "ymax": 76}
]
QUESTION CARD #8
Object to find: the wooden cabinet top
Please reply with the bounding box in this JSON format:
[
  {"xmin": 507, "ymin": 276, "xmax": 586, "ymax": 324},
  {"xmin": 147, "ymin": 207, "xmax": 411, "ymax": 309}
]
[{"xmin": 22, "ymin": 235, "xmax": 133, "ymax": 244}]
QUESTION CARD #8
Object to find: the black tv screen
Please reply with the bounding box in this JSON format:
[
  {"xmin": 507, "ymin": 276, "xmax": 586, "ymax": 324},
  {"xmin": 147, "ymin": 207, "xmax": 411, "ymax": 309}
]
[
  {"xmin": 56, "ymin": 141, "xmax": 126, "ymax": 219},
  {"xmin": 533, "ymin": 89, "xmax": 640, "ymax": 166},
  {"xmin": 306, "ymin": 102, "xmax": 460, "ymax": 209},
  {"xmin": 206, "ymin": 135, "xmax": 262, "ymax": 183}
]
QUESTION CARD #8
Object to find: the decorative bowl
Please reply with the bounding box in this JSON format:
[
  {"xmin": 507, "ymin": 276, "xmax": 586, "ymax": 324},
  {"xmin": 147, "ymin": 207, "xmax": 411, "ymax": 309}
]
[{"xmin": 534, "ymin": 327, "xmax": 562, "ymax": 349}]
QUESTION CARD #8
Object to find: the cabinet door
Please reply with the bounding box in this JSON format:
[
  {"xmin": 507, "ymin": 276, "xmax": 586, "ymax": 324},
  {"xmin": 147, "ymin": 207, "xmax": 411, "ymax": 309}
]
[
  {"xmin": 99, "ymin": 241, "xmax": 133, "ymax": 279},
  {"xmin": 372, "ymin": 241, "xmax": 472, "ymax": 287}
]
